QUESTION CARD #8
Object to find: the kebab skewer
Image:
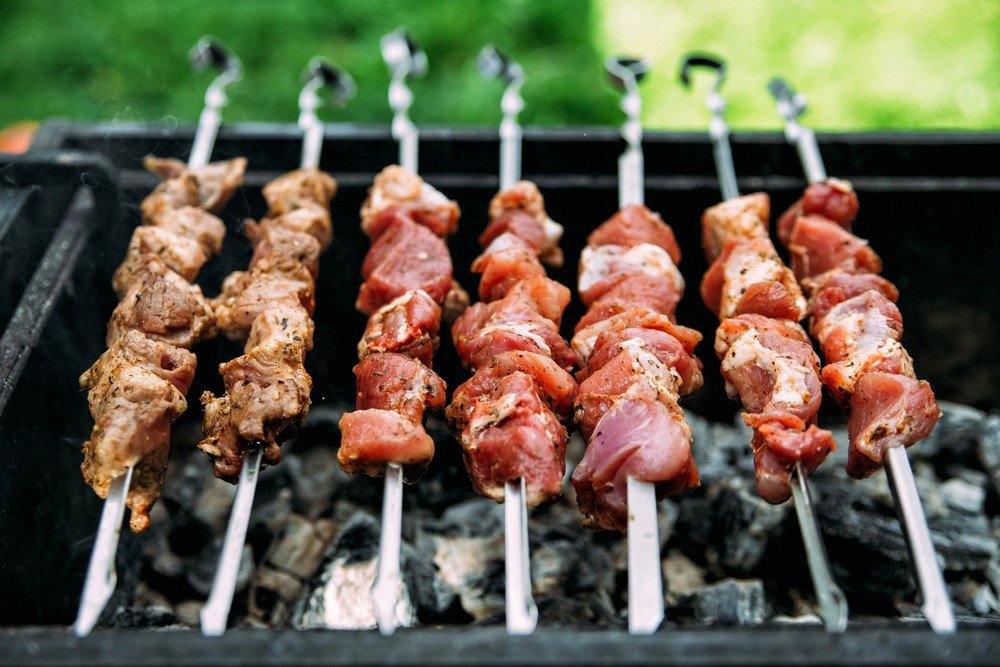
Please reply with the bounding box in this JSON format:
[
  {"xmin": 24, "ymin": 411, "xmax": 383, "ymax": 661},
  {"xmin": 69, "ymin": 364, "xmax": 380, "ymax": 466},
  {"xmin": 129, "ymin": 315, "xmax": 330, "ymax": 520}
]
[
  {"xmin": 197, "ymin": 59, "xmax": 353, "ymax": 636},
  {"xmin": 768, "ymin": 77, "xmax": 955, "ymax": 633},
  {"xmin": 336, "ymin": 30, "xmax": 466, "ymax": 635},
  {"xmin": 569, "ymin": 57, "xmax": 704, "ymax": 634},
  {"xmin": 680, "ymin": 54, "xmax": 848, "ymax": 632},
  {"xmin": 73, "ymin": 38, "xmax": 245, "ymax": 638}
]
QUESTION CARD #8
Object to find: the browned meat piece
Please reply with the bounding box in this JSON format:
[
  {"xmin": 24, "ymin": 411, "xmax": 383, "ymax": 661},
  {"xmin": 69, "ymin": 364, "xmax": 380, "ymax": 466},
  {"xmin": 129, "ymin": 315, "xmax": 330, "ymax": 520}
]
[
  {"xmin": 700, "ymin": 237, "xmax": 807, "ymax": 322},
  {"xmin": 353, "ymin": 352, "xmax": 446, "ymax": 422},
  {"xmin": 701, "ymin": 193, "xmax": 771, "ymax": 261},
  {"xmin": 245, "ymin": 220, "xmax": 321, "ymax": 278},
  {"xmin": 145, "ymin": 205, "xmax": 227, "ymax": 256},
  {"xmin": 112, "ymin": 226, "xmax": 210, "ymax": 295},
  {"xmin": 262, "ymin": 168, "xmax": 337, "ymax": 219},
  {"xmin": 108, "ymin": 258, "xmax": 214, "ymax": 349},
  {"xmin": 80, "ymin": 330, "xmax": 197, "ymax": 532},
  {"xmin": 361, "ymin": 165, "xmax": 460, "ymax": 239},
  {"xmin": 213, "ymin": 266, "xmax": 315, "ymax": 342},
  {"xmin": 144, "ymin": 156, "xmax": 248, "ymax": 212},
  {"xmin": 358, "ymin": 289, "xmax": 441, "ymax": 366}
]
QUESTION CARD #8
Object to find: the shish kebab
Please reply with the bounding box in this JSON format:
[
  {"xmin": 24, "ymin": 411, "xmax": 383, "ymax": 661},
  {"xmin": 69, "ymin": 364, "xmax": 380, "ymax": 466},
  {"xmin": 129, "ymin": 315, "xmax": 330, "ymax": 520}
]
[
  {"xmin": 767, "ymin": 78, "xmax": 955, "ymax": 633},
  {"xmin": 445, "ymin": 46, "xmax": 573, "ymax": 635},
  {"xmin": 198, "ymin": 59, "xmax": 354, "ymax": 636},
  {"xmin": 337, "ymin": 30, "xmax": 467, "ymax": 635},
  {"xmin": 679, "ymin": 55, "xmax": 848, "ymax": 632},
  {"xmin": 74, "ymin": 37, "xmax": 246, "ymax": 638},
  {"xmin": 569, "ymin": 58, "xmax": 704, "ymax": 634}
]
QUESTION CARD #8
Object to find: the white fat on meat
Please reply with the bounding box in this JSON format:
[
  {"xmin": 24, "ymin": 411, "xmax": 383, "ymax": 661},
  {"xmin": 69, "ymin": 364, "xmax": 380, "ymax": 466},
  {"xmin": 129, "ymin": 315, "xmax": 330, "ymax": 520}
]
[
  {"xmin": 720, "ymin": 327, "xmax": 810, "ymax": 407},
  {"xmin": 358, "ymin": 289, "xmax": 433, "ymax": 358},
  {"xmin": 475, "ymin": 323, "xmax": 552, "ymax": 356},
  {"xmin": 578, "ymin": 243, "xmax": 684, "ymax": 295},
  {"xmin": 541, "ymin": 216, "xmax": 564, "ymax": 252},
  {"xmin": 720, "ymin": 244, "xmax": 806, "ymax": 319}
]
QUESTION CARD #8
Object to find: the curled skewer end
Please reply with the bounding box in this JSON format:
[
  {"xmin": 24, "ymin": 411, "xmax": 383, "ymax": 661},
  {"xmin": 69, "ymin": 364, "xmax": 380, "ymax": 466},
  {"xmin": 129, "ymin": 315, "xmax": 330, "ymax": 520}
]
[
  {"xmin": 303, "ymin": 57, "xmax": 356, "ymax": 110},
  {"xmin": 189, "ymin": 36, "xmax": 242, "ymax": 88},
  {"xmin": 478, "ymin": 44, "xmax": 524, "ymax": 86},
  {"xmin": 381, "ymin": 29, "xmax": 427, "ymax": 80},
  {"xmin": 678, "ymin": 52, "xmax": 726, "ymax": 91},
  {"xmin": 605, "ymin": 56, "xmax": 649, "ymax": 93}
]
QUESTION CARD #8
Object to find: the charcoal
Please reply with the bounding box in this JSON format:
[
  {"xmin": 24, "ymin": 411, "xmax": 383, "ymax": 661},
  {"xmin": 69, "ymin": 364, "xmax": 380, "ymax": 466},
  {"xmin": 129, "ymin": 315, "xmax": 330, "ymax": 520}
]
[
  {"xmin": 941, "ymin": 477, "xmax": 986, "ymax": 514},
  {"xmin": 952, "ymin": 578, "xmax": 1000, "ymax": 617},
  {"xmin": 109, "ymin": 605, "xmax": 179, "ymax": 629},
  {"xmin": 663, "ymin": 550, "xmax": 707, "ymax": 605},
  {"xmin": 675, "ymin": 578, "xmax": 766, "ymax": 626},
  {"xmin": 431, "ymin": 532, "xmax": 505, "ymax": 620},
  {"xmin": 979, "ymin": 414, "xmax": 1000, "ymax": 495},
  {"xmin": 534, "ymin": 591, "xmax": 621, "ymax": 628},
  {"xmin": 912, "ymin": 401, "xmax": 985, "ymax": 463},
  {"xmin": 531, "ymin": 524, "xmax": 616, "ymax": 597},
  {"xmin": 710, "ymin": 479, "xmax": 790, "ymax": 573}
]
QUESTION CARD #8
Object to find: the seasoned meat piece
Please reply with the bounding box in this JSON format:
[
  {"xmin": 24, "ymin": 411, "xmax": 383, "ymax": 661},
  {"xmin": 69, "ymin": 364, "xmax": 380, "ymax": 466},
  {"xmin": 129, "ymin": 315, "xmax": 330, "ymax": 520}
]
[
  {"xmin": 361, "ymin": 165, "xmax": 460, "ymax": 239},
  {"xmin": 108, "ymin": 258, "xmax": 213, "ymax": 349},
  {"xmin": 452, "ymin": 293, "xmax": 578, "ymax": 373},
  {"xmin": 572, "ymin": 382, "xmax": 699, "ymax": 532},
  {"xmin": 447, "ymin": 351, "xmax": 577, "ymax": 434},
  {"xmin": 458, "ymin": 371, "xmax": 567, "ymax": 507},
  {"xmin": 113, "ymin": 225, "xmax": 210, "ymax": 295},
  {"xmin": 145, "ymin": 205, "xmax": 227, "ymax": 256},
  {"xmin": 788, "ymin": 215, "xmax": 882, "ymax": 281},
  {"xmin": 846, "ymin": 372, "xmax": 940, "ymax": 479},
  {"xmin": 488, "ymin": 180, "xmax": 564, "ymax": 266},
  {"xmin": 144, "ymin": 156, "xmax": 248, "ymax": 213},
  {"xmin": 714, "ymin": 314, "xmax": 811, "ymax": 359},
  {"xmin": 338, "ymin": 409, "xmax": 436, "ymax": 481},
  {"xmin": 480, "ymin": 210, "xmax": 547, "ymax": 256},
  {"xmin": 575, "ymin": 273, "xmax": 682, "ymax": 331},
  {"xmin": 751, "ymin": 420, "xmax": 837, "ymax": 504},
  {"xmin": 701, "ymin": 193, "xmax": 771, "ymax": 261},
  {"xmin": 504, "ymin": 275, "xmax": 571, "ymax": 325},
  {"xmin": 357, "ymin": 216, "xmax": 453, "ymax": 314},
  {"xmin": 586, "ymin": 327, "xmax": 703, "ymax": 394},
  {"xmin": 359, "ymin": 289, "xmax": 442, "ymax": 366},
  {"xmin": 80, "ymin": 330, "xmax": 197, "ymax": 533},
  {"xmin": 806, "ymin": 269, "xmax": 899, "ymax": 322},
  {"xmin": 470, "ymin": 233, "xmax": 547, "ymax": 303},
  {"xmin": 701, "ymin": 238, "xmax": 807, "ymax": 321},
  {"xmin": 572, "ymin": 307, "xmax": 701, "ymax": 363},
  {"xmin": 262, "ymin": 168, "xmax": 337, "ymax": 218},
  {"xmin": 579, "ymin": 243, "xmax": 684, "ymax": 306},
  {"xmin": 213, "ymin": 266, "xmax": 315, "ymax": 342},
  {"xmin": 353, "ymin": 352, "xmax": 446, "ymax": 423},
  {"xmin": 245, "ymin": 219, "xmax": 322, "ymax": 277},
  {"xmin": 588, "ymin": 204, "xmax": 681, "ymax": 263},
  {"xmin": 777, "ymin": 178, "xmax": 858, "ymax": 244}
]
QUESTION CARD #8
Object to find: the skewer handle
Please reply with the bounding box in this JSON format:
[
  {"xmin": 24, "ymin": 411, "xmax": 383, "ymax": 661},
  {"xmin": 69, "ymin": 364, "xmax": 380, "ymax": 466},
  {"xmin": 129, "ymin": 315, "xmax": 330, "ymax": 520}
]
[
  {"xmin": 382, "ymin": 29, "xmax": 426, "ymax": 173},
  {"xmin": 298, "ymin": 58, "xmax": 356, "ymax": 170},
  {"xmin": 679, "ymin": 54, "xmax": 739, "ymax": 201},
  {"xmin": 789, "ymin": 463, "xmax": 848, "ymax": 632},
  {"xmin": 187, "ymin": 37, "xmax": 241, "ymax": 169},
  {"xmin": 627, "ymin": 477, "xmax": 664, "ymax": 634},
  {"xmin": 504, "ymin": 478, "xmax": 538, "ymax": 634},
  {"xmin": 73, "ymin": 466, "xmax": 134, "ymax": 637},
  {"xmin": 606, "ymin": 57, "xmax": 649, "ymax": 208},
  {"xmin": 200, "ymin": 447, "xmax": 264, "ymax": 636},
  {"xmin": 884, "ymin": 446, "xmax": 956, "ymax": 634},
  {"xmin": 767, "ymin": 78, "xmax": 827, "ymax": 182},
  {"xmin": 372, "ymin": 462, "xmax": 405, "ymax": 635},
  {"xmin": 478, "ymin": 46, "xmax": 525, "ymax": 191}
]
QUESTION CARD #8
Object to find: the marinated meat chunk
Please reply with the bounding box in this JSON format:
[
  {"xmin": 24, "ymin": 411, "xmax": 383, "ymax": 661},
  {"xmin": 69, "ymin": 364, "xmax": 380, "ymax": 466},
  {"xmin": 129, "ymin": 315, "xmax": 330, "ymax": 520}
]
[
  {"xmin": 144, "ymin": 156, "xmax": 248, "ymax": 213},
  {"xmin": 701, "ymin": 237, "xmax": 807, "ymax": 321},
  {"xmin": 588, "ymin": 204, "xmax": 681, "ymax": 262},
  {"xmin": 353, "ymin": 352, "xmax": 446, "ymax": 423},
  {"xmin": 338, "ymin": 409, "xmax": 436, "ymax": 481},
  {"xmin": 361, "ymin": 165, "xmax": 460, "ymax": 239},
  {"xmin": 788, "ymin": 215, "xmax": 882, "ymax": 281},
  {"xmin": 701, "ymin": 193, "xmax": 770, "ymax": 261},
  {"xmin": 777, "ymin": 178, "xmax": 858, "ymax": 244},
  {"xmin": 359, "ymin": 290, "xmax": 442, "ymax": 366}
]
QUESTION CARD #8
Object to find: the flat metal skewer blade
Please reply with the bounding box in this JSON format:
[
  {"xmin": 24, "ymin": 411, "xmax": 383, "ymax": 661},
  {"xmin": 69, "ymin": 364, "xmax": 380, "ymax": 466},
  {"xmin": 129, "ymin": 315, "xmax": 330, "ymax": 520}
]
[
  {"xmin": 187, "ymin": 37, "xmax": 241, "ymax": 169},
  {"xmin": 789, "ymin": 463, "xmax": 848, "ymax": 632},
  {"xmin": 767, "ymin": 77, "xmax": 827, "ymax": 183},
  {"xmin": 199, "ymin": 447, "xmax": 264, "ymax": 636},
  {"xmin": 884, "ymin": 446, "xmax": 956, "ymax": 634},
  {"xmin": 372, "ymin": 462, "xmax": 405, "ymax": 635},
  {"xmin": 504, "ymin": 478, "xmax": 538, "ymax": 635},
  {"xmin": 627, "ymin": 477, "xmax": 664, "ymax": 634},
  {"xmin": 73, "ymin": 466, "xmax": 134, "ymax": 637}
]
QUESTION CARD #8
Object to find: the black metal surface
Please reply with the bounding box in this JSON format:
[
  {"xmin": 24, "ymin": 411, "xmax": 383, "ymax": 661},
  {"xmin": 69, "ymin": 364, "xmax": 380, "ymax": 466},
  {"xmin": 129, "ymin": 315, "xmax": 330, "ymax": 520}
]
[{"xmin": 0, "ymin": 123, "xmax": 997, "ymax": 657}]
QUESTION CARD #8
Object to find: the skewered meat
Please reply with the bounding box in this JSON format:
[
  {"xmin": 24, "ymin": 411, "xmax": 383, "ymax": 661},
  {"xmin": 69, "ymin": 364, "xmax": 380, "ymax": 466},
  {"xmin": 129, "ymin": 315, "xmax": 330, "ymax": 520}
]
[
  {"xmin": 81, "ymin": 156, "xmax": 245, "ymax": 532},
  {"xmin": 199, "ymin": 168, "xmax": 334, "ymax": 482},
  {"xmin": 571, "ymin": 204, "xmax": 703, "ymax": 531},
  {"xmin": 699, "ymin": 194, "xmax": 835, "ymax": 504},
  {"xmin": 338, "ymin": 166, "xmax": 462, "ymax": 480},
  {"xmin": 777, "ymin": 180, "xmax": 940, "ymax": 478},
  {"xmin": 446, "ymin": 182, "xmax": 577, "ymax": 508}
]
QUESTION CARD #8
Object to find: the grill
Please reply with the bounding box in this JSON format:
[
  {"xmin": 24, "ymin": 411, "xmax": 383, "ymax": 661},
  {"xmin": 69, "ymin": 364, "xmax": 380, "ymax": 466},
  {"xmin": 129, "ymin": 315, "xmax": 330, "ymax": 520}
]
[{"xmin": 1, "ymin": 121, "xmax": 998, "ymax": 664}]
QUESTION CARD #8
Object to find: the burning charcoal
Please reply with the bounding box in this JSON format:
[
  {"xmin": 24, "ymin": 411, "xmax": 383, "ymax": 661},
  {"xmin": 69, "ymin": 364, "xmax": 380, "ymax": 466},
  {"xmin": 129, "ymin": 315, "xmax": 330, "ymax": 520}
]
[
  {"xmin": 913, "ymin": 401, "xmax": 985, "ymax": 463},
  {"xmin": 292, "ymin": 512, "xmax": 452, "ymax": 630},
  {"xmin": 109, "ymin": 605, "xmax": 179, "ymax": 629},
  {"xmin": 979, "ymin": 414, "xmax": 1000, "ymax": 495},
  {"xmin": 188, "ymin": 544, "xmax": 253, "ymax": 598},
  {"xmin": 951, "ymin": 578, "xmax": 1000, "ymax": 617},
  {"xmin": 531, "ymin": 525, "xmax": 616, "ymax": 598},
  {"xmin": 663, "ymin": 549, "xmax": 707, "ymax": 605},
  {"xmin": 173, "ymin": 600, "xmax": 205, "ymax": 627},
  {"xmin": 941, "ymin": 477, "xmax": 986, "ymax": 515},
  {"xmin": 710, "ymin": 479, "xmax": 790, "ymax": 573},
  {"xmin": 432, "ymin": 532, "xmax": 505, "ymax": 620},
  {"xmin": 674, "ymin": 578, "xmax": 766, "ymax": 626},
  {"xmin": 534, "ymin": 592, "xmax": 621, "ymax": 628}
]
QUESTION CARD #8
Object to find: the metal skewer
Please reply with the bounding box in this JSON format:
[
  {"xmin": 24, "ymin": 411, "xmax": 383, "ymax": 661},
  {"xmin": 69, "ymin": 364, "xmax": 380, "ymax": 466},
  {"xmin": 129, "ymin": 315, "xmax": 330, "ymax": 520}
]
[
  {"xmin": 606, "ymin": 55, "xmax": 665, "ymax": 635},
  {"xmin": 767, "ymin": 77, "xmax": 956, "ymax": 634},
  {"xmin": 478, "ymin": 45, "xmax": 538, "ymax": 635},
  {"xmin": 73, "ymin": 37, "xmax": 241, "ymax": 639},
  {"xmin": 371, "ymin": 30, "xmax": 426, "ymax": 636},
  {"xmin": 199, "ymin": 58, "xmax": 353, "ymax": 637},
  {"xmin": 681, "ymin": 54, "xmax": 848, "ymax": 633}
]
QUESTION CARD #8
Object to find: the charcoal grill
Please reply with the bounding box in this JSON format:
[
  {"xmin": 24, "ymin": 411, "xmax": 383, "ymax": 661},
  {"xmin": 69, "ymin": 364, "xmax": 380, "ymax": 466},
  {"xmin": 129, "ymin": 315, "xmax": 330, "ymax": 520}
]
[{"xmin": 1, "ymin": 121, "xmax": 998, "ymax": 664}]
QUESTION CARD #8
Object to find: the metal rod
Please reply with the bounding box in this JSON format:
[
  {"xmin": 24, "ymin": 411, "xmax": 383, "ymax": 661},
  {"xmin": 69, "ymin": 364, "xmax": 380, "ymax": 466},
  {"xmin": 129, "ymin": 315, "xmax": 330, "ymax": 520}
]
[
  {"xmin": 298, "ymin": 57, "xmax": 356, "ymax": 170},
  {"xmin": 477, "ymin": 45, "xmax": 524, "ymax": 190},
  {"xmin": 382, "ymin": 29, "xmax": 426, "ymax": 173},
  {"xmin": 372, "ymin": 462, "xmax": 405, "ymax": 635},
  {"xmin": 767, "ymin": 77, "xmax": 827, "ymax": 183},
  {"xmin": 885, "ymin": 446, "xmax": 956, "ymax": 633},
  {"xmin": 682, "ymin": 53, "xmax": 846, "ymax": 632},
  {"xmin": 199, "ymin": 447, "xmax": 263, "ymax": 636},
  {"xmin": 769, "ymin": 77, "xmax": 955, "ymax": 633},
  {"xmin": 606, "ymin": 57, "xmax": 648, "ymax": 207},
  {"xmin": 626, "ymin": 476, "xmax": 664, "ymax": 634},
  {"xmin": 187, "ymin": 37, "xmax": 242, "ymax": 169},
  {"xmin": 73, "ymin": 466, "xmax": 134, "ymax": 636},
  {"xmin": 504, "ymin": 478, "xmax": 539, "ymax": 634},
  {"xmin": 790, "ymin": 463, "xmax": 848, "ymax": 632}
]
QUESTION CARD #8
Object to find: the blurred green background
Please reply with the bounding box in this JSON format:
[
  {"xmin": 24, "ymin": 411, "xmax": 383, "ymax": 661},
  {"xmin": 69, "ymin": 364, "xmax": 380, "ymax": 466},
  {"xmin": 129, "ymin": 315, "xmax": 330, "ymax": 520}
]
[{"xmin": 0, "ymin": 0, "xmax": 997, "ymax": 131}]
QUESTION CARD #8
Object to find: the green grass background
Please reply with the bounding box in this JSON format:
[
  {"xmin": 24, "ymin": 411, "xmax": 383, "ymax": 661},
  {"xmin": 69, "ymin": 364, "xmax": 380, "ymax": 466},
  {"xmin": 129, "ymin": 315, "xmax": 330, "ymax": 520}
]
[{"xmin": 0, "ymin": 0, "xmax": 997, "ymax": 130}]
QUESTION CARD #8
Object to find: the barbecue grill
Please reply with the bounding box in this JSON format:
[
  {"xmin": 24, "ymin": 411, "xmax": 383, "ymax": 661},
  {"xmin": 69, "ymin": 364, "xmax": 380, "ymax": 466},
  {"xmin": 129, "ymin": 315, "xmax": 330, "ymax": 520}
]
[{"xmin": 1, "ymin": 119, "xmax": 999, "ymax": 663}]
